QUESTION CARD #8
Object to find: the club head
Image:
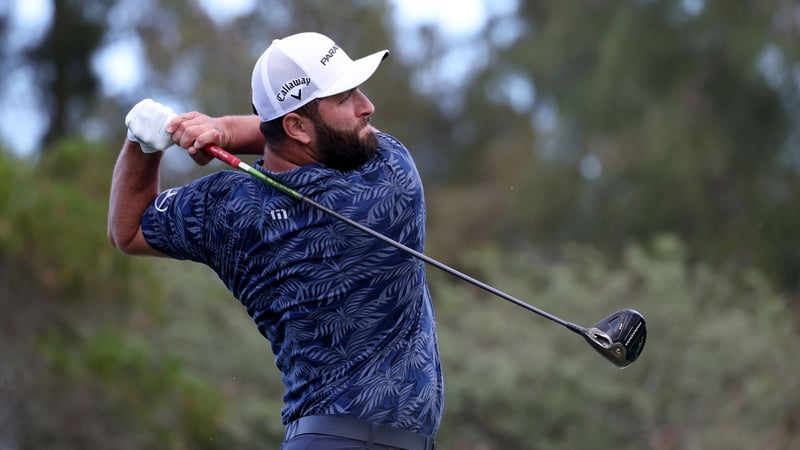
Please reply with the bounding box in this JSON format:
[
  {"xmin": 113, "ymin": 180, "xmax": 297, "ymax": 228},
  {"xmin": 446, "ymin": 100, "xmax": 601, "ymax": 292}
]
[{"xmin": 582, "ymin": 309, "xmax": 646, "ymax": 368}]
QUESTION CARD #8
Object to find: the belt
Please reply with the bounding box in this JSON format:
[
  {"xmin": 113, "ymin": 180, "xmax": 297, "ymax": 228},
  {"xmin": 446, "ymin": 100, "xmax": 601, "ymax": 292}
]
[{"xmin": 285, "ymin": 415, "xmax": 436, "ymax": 450}]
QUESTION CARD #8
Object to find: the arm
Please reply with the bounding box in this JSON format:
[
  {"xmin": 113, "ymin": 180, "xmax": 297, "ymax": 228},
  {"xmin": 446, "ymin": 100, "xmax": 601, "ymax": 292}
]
[
  {"xmin": 107, "ymin": 139, "xmax": 166, "ymax": 256},
  {"xmin": 109, "ymin": 101, "xmax": 261, "ymax": 256}
]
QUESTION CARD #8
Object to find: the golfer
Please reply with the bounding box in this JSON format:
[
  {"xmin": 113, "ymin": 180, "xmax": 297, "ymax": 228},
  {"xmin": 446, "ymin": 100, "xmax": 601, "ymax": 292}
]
[{"xmin": 109, "ymin": 32, "xmax": 442, "ymax": 449}]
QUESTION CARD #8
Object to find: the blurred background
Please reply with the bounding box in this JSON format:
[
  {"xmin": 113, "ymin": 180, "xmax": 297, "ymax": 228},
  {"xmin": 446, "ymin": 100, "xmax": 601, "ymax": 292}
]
[{"xmin": 1, "ymin": 0, "xmax": 799, "ymax": 448}]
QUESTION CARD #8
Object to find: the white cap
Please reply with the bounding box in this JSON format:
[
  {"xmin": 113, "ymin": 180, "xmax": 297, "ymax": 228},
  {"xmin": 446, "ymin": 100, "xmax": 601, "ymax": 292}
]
[{"xmin": 251, "ymin": 32, "xmax": 389, "ymax": 122}]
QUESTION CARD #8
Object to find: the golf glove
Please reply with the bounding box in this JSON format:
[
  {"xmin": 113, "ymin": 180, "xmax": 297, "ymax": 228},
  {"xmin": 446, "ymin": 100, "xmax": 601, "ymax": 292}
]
[{"xmin": 125, "ymin": 99, "xmax": 176, "ymax": 153}]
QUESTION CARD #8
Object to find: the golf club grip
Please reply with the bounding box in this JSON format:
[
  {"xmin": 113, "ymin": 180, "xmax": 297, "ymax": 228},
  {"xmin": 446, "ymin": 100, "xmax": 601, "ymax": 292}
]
[
  {"xmin": 205, "ymin": 145, "xmax": 242, "ymax": 167},
  {"xmin": 203, "ymin": 144, "xmax": 585, "ymax": 334}
]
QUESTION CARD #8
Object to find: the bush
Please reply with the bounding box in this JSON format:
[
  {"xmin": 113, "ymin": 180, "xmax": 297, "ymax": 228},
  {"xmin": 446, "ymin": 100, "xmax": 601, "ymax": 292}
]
[{"xmin": 433, "ymin": 235, "xmax": 800, "ymax": 449}]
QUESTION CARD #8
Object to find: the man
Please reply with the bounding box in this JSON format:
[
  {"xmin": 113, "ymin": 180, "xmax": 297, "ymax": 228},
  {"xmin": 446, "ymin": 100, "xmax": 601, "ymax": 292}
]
[{"xmin": 109, "ymin": 32, "xmax": 443, "ymax": 449}]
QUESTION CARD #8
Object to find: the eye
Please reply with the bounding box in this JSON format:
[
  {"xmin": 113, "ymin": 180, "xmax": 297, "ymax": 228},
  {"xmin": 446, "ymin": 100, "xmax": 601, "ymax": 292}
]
[{"xmin": 339, "ymin": 90, "xmax": 355, "ymax": 104}]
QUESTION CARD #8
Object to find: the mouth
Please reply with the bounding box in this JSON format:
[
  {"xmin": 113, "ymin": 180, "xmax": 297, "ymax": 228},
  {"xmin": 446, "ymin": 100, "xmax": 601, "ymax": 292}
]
[{"xmin": 360, "ymin": 124, "xmax": 378, "ymax": 138}]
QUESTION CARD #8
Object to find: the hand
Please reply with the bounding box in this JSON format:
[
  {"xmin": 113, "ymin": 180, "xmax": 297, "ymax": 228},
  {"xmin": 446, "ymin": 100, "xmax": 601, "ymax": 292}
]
[
  {"xmin": 125, "ymin": 99, "xmax": 177, "ymax": 153},
  {"xmin": 166, "ymin": 112, "xmax": 228, "ymax": 166}
]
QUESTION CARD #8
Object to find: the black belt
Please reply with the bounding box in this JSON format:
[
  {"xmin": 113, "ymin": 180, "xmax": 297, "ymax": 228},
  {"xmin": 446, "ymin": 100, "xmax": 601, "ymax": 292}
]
[{"xmin": 285, "ymin": 415, "xmax": 435, "ymax": 450}]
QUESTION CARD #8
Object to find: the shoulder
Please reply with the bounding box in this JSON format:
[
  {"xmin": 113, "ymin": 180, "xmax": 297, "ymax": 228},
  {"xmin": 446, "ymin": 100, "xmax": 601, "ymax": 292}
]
[
  {"xmin": 375, "ymin": 132, "xmax": 420, "ymax": 174},
  {"xmin": 377, "ymin": 132, "xmax": 409, "ymax": 157},
  {"xmin": 159, "ymin": 170, "xmax": 258, "ymax": 212},
  {"xmin": 375, "ymin": 132, "xmax": 417, "ymax": 172},
  {"xmin": 189, "ymin": 170, "xmax": 253, "ymax": 195}
]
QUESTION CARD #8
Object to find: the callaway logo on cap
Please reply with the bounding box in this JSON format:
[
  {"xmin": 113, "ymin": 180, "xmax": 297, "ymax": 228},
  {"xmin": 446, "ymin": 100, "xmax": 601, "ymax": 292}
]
[{"xmin": 251, "ymin": 32, "xmax": 389, "ymax": 122}]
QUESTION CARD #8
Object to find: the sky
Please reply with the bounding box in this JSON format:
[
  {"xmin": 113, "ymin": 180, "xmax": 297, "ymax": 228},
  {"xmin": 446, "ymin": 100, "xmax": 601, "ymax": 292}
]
[{"xmin": 0, "ymin": 0, "xmax": 506, "ymax": 156}]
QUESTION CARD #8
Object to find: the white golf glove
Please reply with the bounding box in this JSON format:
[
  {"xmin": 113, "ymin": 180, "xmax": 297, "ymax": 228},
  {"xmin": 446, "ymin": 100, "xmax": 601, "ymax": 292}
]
[{"xmin": 125, "ymin": 98, "xmax": 177, "ymax": 153}]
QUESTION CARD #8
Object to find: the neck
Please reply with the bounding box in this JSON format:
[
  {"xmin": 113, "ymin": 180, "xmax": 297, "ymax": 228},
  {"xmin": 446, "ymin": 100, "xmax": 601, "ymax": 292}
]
[{"xmin": 262, "ymin": 144, "xmax": 319, "ymax": 172}]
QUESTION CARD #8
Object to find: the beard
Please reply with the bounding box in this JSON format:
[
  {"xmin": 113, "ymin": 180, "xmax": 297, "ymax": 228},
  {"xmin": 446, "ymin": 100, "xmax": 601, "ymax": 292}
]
[{"xmin": 314, "ymin": 120, "xmax": 379, "ymax": 171}]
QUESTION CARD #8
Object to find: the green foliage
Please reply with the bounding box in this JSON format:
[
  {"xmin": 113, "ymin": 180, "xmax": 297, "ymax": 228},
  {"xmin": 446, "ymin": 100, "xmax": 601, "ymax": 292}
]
[
  {"xmin": 448, "ymin": 0, "xmax": 800, "ymax": 290},
  {"xmin": 0, "ymin": 140, "xmax": 133, "ymax": 297},
  {"xmin": 433, "ymin": 235, "xmax": 800, "ymax": 449},
  {"xmin": 37, "ymin": 327, "xmax": 230, "ymax": 450},
  {"xmin": 0, "ymin": 140, "xmax": 227, "ymax": 449},
  {"xmin": 0, "ymin": 150, "xmax": 28, "ymax": 250}
]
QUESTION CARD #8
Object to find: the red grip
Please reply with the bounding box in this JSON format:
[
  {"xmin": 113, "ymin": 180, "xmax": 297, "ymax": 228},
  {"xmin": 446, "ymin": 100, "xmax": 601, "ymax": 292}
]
[{"xmin": 204, "ymin": 145, "xmax": 242, "ymax": 167}]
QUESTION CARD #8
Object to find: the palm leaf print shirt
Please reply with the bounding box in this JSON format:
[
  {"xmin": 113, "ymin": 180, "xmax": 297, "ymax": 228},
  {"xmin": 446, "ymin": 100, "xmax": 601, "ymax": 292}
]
[{"xmin": 141, "ymin": 133, "xmax": 443, "ymax": 436}]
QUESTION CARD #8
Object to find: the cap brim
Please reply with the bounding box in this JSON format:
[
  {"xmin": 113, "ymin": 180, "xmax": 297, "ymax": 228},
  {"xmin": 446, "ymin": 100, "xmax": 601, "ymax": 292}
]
[{"xmin": 318, "ymin": 50, "xmax": 389, "ymax": 98}]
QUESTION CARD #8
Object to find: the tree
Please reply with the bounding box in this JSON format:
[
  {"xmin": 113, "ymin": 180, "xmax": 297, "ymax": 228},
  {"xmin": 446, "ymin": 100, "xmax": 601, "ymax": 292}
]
[
  {"xmin": 25, "ymin": 0, "xmax": 109, "ymax": 148},
  {"xmin": 426, "ymin": 0, "xmax": 800, "ymax": 291}
]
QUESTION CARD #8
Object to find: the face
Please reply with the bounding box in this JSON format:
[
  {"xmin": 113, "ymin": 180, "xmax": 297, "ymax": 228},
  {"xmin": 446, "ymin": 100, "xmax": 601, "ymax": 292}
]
[{"xmin": 310, "ymin": 88, "xmax": 379, "ymax": 171}]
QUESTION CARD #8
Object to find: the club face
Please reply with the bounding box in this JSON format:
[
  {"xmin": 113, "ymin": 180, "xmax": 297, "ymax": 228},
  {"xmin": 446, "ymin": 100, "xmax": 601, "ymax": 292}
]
[{"xmin": 583, "ymin": 309, "xmax": 646, "ymax": 368}]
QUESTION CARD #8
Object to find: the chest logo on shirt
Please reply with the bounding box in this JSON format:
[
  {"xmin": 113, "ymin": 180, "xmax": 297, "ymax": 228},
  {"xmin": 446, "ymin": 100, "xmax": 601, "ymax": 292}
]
[
  {"xmin": 155, "ymin": 188, "xmax": 179, "ymax": 212},
  {"xmin": 269, "ymin": 209, "xmax": 289, "ymax": 220}
]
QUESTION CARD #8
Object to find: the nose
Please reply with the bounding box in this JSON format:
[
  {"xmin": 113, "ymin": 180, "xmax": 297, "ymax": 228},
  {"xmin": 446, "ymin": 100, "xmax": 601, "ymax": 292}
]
[{"xmin": 353, "ymin": 89, "xmax": 375, "ymax": 117}]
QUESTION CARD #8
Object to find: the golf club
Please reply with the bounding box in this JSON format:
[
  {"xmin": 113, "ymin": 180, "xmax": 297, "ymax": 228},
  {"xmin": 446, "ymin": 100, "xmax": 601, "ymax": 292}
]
[{"xmin": 202, "ymin": 144, "xmax": 647, "ymax": 368}]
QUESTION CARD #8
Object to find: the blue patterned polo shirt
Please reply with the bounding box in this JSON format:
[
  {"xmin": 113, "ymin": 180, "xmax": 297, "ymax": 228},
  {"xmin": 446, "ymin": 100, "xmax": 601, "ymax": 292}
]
[{"xmin": 141, "ymin": 133, "xmax": 443, "ymax": 436}]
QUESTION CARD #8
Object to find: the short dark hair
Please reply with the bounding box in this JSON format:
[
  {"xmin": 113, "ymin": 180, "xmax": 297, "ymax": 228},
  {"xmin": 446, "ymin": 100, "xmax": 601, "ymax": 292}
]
[{"xmin": 253, "ymin": 100, "xmax": 320, "ymax": 146}]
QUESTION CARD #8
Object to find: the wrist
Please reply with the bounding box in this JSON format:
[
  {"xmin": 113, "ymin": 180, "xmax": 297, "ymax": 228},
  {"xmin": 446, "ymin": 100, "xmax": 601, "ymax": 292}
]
[
  {"xmin": 124, "ymin": 139, "xmax": 165, "ymax": 162},
  {"xmin": 219, "ymin": 115, "xmax": 264, "ymax": 155}
]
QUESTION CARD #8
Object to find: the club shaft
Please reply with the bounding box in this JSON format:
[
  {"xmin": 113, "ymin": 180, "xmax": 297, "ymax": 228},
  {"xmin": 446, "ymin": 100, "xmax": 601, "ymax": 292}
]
[{"xmin": 204, "ymin": 145, "xmax": 586, "ymax": 335}]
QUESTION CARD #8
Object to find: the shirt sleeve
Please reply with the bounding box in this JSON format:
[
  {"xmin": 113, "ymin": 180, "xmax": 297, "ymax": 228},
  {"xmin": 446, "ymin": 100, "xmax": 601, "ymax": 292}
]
[{"xmin": 141, "ymin": 171, "xmax": 242, "ymax": 263}]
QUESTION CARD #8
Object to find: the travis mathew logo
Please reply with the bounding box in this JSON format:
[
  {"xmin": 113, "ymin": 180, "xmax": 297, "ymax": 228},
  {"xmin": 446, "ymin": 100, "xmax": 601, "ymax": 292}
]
[
  {"xmin": 269, "ymin": 209, "xmax": 289, "ymax": 220},
  {"xmin": 277, "ymin": 77, "xmax": 311, "ymax": 102}
]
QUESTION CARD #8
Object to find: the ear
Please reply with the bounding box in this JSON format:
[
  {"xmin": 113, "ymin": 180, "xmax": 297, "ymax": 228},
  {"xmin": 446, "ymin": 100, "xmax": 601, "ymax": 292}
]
[{"xmin": 282, "ymin": 113, "xmax": 313, "ymax": 145}]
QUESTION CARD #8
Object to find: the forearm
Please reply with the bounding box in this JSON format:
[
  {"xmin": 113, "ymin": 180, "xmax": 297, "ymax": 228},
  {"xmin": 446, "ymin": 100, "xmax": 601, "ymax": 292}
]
[
  {"xmin": 217, "ymin": 115, "xmax": 264, "ymax": 155},
  {"xmin": 168, "ymin": 112, "xmax": 264, "ymax": 161},
  {"xmin": 107, "ymin": 140, "xmax": 165, "ymax": 256}
]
